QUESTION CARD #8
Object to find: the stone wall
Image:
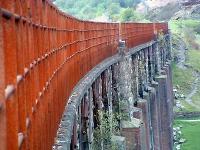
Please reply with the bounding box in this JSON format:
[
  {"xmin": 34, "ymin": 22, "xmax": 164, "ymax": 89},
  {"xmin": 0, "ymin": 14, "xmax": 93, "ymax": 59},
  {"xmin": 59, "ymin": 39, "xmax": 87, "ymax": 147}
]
[
  {"xmin": 53, "ymin": 34, "xmax": 173, "ymax": 150},
  {"xmin": 175, "ymin": 112, "xmax": 200, "ymax": 119}
]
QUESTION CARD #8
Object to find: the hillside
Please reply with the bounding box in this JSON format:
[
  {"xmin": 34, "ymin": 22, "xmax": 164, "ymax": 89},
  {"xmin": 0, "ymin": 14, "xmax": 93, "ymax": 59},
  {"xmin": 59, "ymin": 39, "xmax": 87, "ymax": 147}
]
[
  {"xmin": 144, "ymin": 1, "xmax": 200, "ymax": 21},
  {"xmin": 170, "ymin": 19, "xmax": 200, "ymax": 112},
  {"xmin": 53, "ymin": 0, "xmax": 143, "ymax": 21},
  {"xmin": 168, "ymin": 2, "xmax": 200, "ymax": 150}
]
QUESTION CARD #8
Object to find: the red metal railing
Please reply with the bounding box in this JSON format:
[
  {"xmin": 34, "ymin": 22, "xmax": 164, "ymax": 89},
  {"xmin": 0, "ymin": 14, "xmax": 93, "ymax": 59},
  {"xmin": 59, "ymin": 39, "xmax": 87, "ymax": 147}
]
[
  {"xmin": 120, "ymin": 22, "xmax": 168, "ymax": 49},
  {"xmin": 0, "ymin": 1, "xmax": 168, "ymax": 150}
]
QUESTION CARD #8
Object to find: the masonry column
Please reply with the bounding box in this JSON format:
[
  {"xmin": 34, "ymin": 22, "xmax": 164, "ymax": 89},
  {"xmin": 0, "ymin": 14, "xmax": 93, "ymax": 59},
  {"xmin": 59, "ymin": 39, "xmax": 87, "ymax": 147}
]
[
  {"xmin": 155, "ymin": 73, "xmax": 172, "ymax": 150},
  {"xmin": 148, "ymin": 84, "xmax": 161, "ymax": 150},
  {"xmin": 161, "ymin": 64, "xmax": 173, "ymax": 149},
  {"xmin": 148, "ymin": 44, "xmax": 162, "ymax": 150}
]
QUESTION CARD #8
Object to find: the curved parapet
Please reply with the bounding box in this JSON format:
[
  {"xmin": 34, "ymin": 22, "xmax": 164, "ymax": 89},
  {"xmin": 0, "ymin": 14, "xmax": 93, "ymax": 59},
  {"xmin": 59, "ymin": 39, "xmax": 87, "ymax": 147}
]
[
  {"xmin": 0, "ymin": 1, "xmax": 170, "ymax": 150},
  {"xmin": 54, "ymin": 35, "xmax": 173, "ymax": 150}
]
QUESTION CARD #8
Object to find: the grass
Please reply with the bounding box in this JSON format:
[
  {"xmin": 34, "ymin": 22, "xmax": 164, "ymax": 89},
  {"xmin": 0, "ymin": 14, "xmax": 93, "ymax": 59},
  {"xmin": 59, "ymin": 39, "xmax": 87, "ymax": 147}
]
[
  {"xmin": 185, "ymin": 49, "xmax": 200, "ymax": 109},
  {"xmin": 172, "ymin": 63, "xmax": 194, "ymax": 94},
  {"xmin": 172, "ymin": 63, "xmax": 199, "ymax": 112},
  {"xmin": 171, "ymin": 19, "xmax": 200, "ymax": 149},
  {"xmin": 169, "ymin": 19, "xmax": 200, "ymax": 33},
  {"xmin": 170, "ymin": 19, "xmax": 200, "ymax": 112},
  {"xmin": 180, "ymin": 19, "xmax": 200, "ymax": 29},
  {"xmin": 186, "ymin": 49, "xmax": 200, "ymax": 72},
  {"xmin": 175, "ymin": 100, "xmax": 200, "ymax": 112},
  {"xmin": 170, "ymin": 19, "xmax": 200, "ymax": 48},
  {"xmin": 174, "ymin": 119, "xmax": 200, "ymax": 150},
  {"xmin": 172, "ymin": 53, "xmax": 200, "ymax": 112},
  {"xmin": 192, "ymin": 92, "xmax": 200, "ymax": 107}
]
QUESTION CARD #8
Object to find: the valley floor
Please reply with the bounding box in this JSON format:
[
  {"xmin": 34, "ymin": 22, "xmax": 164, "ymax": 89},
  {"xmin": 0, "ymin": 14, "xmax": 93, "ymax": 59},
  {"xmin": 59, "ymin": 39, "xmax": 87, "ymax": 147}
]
[
  {"xmin": 170, "ymin": 19, "xmax": 200, "ymax": 150},
  {"xmin": 174, "ymin": 118, "xmax": 200, "ymax": 150}
]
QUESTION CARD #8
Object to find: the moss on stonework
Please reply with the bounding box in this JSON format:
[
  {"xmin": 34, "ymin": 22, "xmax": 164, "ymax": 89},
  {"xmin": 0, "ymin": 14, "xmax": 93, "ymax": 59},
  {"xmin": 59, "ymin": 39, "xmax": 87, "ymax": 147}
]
[{"xmin": 121, "ymin": 118, "xmax": 142, "ymax": 128}]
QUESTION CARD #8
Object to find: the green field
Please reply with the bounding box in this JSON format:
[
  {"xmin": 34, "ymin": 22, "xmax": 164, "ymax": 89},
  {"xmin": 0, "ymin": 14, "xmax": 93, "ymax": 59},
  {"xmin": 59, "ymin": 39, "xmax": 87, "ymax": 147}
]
[
  {"xmin": 169, "ymin": 19, "xmax": 200, "ymax": 35},
  {"xmin": 171, "ymin": 19, "xmax": 200, "ymax": 150},
  {"xmin": 186, "ymin": 49, "xmax": 200, "ymax": 72},
  {"xmin": 174, "ymin": 119, "xmax": 200, "ymax": 150},
  {"xmin": 170, "ymin": 19, "xmax": 200, "ymax": 112},
  {"xmin": 172, "ymin": 63, "xmax": 194, "ymax": 94}
]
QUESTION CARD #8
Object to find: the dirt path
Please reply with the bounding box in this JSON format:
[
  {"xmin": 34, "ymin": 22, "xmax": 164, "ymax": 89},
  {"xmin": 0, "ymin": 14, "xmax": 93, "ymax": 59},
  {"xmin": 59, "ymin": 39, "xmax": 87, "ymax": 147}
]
[
  {"xmin": 176, "ymin": 40, "xmax": 200, "ymax": 109},
  {"xmin": 185, "ymin": 71, "xmax": 200, "ymax": 109},
  {"xmin": 174, "ymin": 36, "xmax": 200, "ymax": 110}
]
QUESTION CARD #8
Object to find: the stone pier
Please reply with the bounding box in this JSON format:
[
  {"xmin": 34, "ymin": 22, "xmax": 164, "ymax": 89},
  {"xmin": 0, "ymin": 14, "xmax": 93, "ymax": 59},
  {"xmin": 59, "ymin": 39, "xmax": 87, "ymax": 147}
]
[{"xmin": 54, "ymin": 35, "xmax": 174, "ymax": 150}]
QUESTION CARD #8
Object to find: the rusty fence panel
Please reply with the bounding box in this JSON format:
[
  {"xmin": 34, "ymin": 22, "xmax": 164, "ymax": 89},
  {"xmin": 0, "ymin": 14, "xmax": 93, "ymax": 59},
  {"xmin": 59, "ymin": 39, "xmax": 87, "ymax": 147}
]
[
  {"xmin": 120, "ymin": 22, "xmax": 168, "ymax": 49},
  {"xmin": 0, "ymin": 1, "xmax": 168, "ymax": 150}
]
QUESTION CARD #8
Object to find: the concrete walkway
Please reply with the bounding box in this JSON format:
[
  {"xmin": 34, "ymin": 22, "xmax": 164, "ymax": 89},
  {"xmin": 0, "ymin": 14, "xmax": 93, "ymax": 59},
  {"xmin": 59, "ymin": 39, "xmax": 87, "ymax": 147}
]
[{"xmin": 179, "ymin": 119, "xmax": 200, "ymax": 122}]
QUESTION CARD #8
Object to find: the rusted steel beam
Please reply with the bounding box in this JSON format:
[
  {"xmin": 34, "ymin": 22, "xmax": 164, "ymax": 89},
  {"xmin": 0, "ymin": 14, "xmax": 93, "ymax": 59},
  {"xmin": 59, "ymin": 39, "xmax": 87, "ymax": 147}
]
[{"xmin": 0, "ymin": 12, "xmax": 7, "ymax": 150}]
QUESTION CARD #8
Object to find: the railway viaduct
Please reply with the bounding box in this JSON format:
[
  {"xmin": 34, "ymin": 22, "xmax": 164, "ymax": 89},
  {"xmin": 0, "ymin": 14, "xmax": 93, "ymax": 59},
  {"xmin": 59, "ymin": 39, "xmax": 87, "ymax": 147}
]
[{"xmin": 0, "ymin": 1, "xmax": 173, "ymax": 150}]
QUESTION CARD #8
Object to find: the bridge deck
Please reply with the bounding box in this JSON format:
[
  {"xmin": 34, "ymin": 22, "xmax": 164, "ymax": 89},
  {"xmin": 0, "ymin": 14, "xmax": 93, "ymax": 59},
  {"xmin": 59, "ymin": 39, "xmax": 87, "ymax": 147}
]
[{"xmin": 0, "ymin": 1, "xmax": 168, "ymax": 150}]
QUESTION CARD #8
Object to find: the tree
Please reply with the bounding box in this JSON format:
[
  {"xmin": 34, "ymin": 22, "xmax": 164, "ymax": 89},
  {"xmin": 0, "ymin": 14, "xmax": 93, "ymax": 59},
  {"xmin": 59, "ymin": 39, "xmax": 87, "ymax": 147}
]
[
  {"xmin": 108, "ymin": 3, "xmax": 121, "ymax": 21},
  {"xmin": 53, "ymin": 0, "xmax": 144, "ymax": 22},
  {"xmin": 120, "ymin": 8, "xmax": 139, "ymax": 22}
]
